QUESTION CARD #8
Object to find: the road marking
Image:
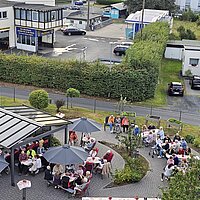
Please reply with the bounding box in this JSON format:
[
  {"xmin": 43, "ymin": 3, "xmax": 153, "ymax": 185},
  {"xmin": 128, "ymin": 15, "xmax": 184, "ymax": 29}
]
[
  {"xmin": 83, "ymin": 38, "xmax": 99, "ymax": 42},
  {"xmin": 53, "ymin": 44, "xmax": 77, "ymax": 56}
]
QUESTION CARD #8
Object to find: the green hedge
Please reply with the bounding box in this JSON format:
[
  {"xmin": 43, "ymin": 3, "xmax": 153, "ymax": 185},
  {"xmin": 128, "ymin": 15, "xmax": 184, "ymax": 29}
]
[
  {"xmin": 96, "ymin": 0, "xmax": 123, "ymax": 5},
  {"xmin": 0, "ymin": 22, "xmax": 169, "ymax": 102}
]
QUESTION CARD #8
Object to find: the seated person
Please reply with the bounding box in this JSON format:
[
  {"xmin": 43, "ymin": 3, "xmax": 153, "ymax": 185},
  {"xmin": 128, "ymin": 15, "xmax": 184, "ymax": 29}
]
[
  {"xmin": 69, "ymin": 131, "xmax": 78, "ymax": 146},
  {"xmin": 89, "ymin": 148, "xmax": 98, "ymax": 157},
  {"xmin": 163, "ymin": 135, "xmax": 171, "ymax": 143},
  {"xmin": 53, "ymin": 172, "xmax": 61, "ymax": 188},
  {"xmin": 173, "ymin": 140, "xmax": 180, "ymax": 154},
  {"xmin": 27, "ymin": 148, "xmax": 36, "ymax": 159},
  {"xmin": 178, "ymin": 147, "xmax": 185, "ymax": 155},
  {"xmin": 114, "ymin": 116, "xmax": 122, "ymax": 132},
  {"xmin": 166, "ymin": 146, "xmax": 175, "ymax": 155},
  {"xmin": 185, "ymin": 147, "xmax": 191, "ymax": 155},
  {"xmin": 167, "ymin": 156, "xmax": 174, "ymax": 165},
  {"xmin": 154, "ymin": 135, "xmax": 162, "ymax": 153},
  {"xmin": 133, "ymin": 125, "xmax": 140, "ymax": 136},
  {"xmin": 76, "ymin": 165, "xmax": 84, "ymax": 176},
  {"xmin": 180, "ymin": 138, "xmax": 187, "ymax": 150},
  {"xmin": 142, "ymin": 124, "xmax": 148, "ymax": 132},
  {"xmin": 53, "ymin": 164, "xmax": 64, "ymax": 175},
  {"xmin": 29, "ymin": 156, "xmax": 38, "ymax": 174},
  {"xmin": 144, "ymin": 131, "xmax": 154, "ymax": 144},
  {"xmin": 18, "ymin": 150, "xmax": 28, "ymax": 175},
  {"xmin": 60, "ymin": 173, "xmax": 70, "ymax": 189},
  {"xmin": 158, "ymin": 140, "xmax": 170, "ymax": 158},
  {"xmin": 148, "ymin": 124, "xmax": 156, "ymax": 130},
  {"xmin": 66, "ymin": 164, "xmax": 75, "ymax": 173},
  {"xmin": 173, "ymin": 132, "xmax": 181, "ymax": 142},
  {"xmin": 84, "ymin": 139, "xmax": 96, "ymax": 151},
  {"xmin": 44, "ymin": 166, "xmax": 53, "ymax": 181},
  {"xmin": 103, "ymin": 150, "xmax": 113, "ymax": 162},
  {"xmin": 37, "ymin": 143, "xmax": 45, "ymax": 155},
  {"xmin": 158, "ymin": 127, "xmax": 165, "ymax": 140},
  {"xmin": 173, "ymin": 154, "xmax": 179, "ymax": 166}
]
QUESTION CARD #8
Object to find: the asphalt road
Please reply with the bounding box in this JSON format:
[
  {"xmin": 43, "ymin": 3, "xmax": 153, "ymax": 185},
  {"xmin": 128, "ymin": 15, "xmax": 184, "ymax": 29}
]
[{"xmin": 1, "ymin": 86, "xmax": 200, "ymax": 126}]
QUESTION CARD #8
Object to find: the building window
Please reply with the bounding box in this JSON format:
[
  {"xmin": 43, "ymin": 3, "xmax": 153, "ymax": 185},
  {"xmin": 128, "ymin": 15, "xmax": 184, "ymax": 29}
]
[
  {"xmin": 17, "ymin": 35, "xmax": 22, "ymax": 43},
  {"xmin": 27, "ymin": 10, "xmax": 32, "ymax": 21},
  {"xmin": 31, "ymin": 37, "xmax": 35, "ymax": 46},
  {"xmin": 22, "ymin": 35, "xmax": 26, "ymax": 44},
  {"xmin": 190, "ymin": 58, "xmax": 199, "ymax": 66},
  {"xmin": 21, "ymin": 10, "xmax": 26, "ymax": 20},
  {"xmin": 15, "ymin": 9, "xmax": 20, "ymax": 19},
  {"xmin": 39, "ymin": 12, "xmax": 44, "ymax": 22},
  {"xmin": 3, "ymin": 11, "xmax": 7, "ymax": 18},
  {"xmin": 44, "ymin": 12, "xmax": 48, "ymax": 22},
  {"xmin": 79, "ymin": 21, "xmax": 82, "ymax": 24},
  {"xmin": 32, "ymin": 11, "xmax": 38, "ymax": 22},
  {"xmin": 70, "ymin": 20, "xmax": 74, "ymax": 24},
  {"xmin": 59, "ymin": 10, "xmax": 62, "ymax": 20},
  {"xmin": 51, "ymin": 11, "xmax": 56, "ymax": 21}
]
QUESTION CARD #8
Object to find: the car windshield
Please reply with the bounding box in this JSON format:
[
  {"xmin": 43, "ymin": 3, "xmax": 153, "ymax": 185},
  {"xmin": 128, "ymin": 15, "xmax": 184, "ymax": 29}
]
[
  {"xmin": 173, "ymin": 85, "xmax": 182, "ymax": 88},
  {"xmin": 193, "ymin": 80, "xmax": 200, "ymax": 84}
]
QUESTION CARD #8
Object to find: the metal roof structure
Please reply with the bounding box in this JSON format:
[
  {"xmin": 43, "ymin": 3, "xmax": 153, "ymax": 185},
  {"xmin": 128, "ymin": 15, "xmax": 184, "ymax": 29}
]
[
  {"xmin": 3, "ymin": 105, "xmax": 71, "ymax": 126},
  {"xmin": 0, "ymin": 107, "xmax": 41, "ymax": 148}
]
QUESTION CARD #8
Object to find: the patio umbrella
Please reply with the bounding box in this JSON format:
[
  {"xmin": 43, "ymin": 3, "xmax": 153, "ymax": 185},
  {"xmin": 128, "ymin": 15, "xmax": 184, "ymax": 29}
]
[
  {"xmin": 69, "ymin": 117, "xmax": 101, "ymax": 133},
  {"xmin": 0, "ymin": 155, "xmax": 9, "ymax": 173},
  {"xmin": 43, "ymin": 144, "xmax": 88, "ymax": 165}
]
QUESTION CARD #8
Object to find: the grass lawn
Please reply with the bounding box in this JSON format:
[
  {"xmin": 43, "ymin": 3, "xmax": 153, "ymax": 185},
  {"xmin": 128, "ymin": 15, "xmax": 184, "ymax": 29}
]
[
  {"xmin": 172, "ymin": 19, "xmax": 200, "ymax": 40},
  {"xmin": 135, "ymin": 59, "xmax": 182, "ymax": 107}
]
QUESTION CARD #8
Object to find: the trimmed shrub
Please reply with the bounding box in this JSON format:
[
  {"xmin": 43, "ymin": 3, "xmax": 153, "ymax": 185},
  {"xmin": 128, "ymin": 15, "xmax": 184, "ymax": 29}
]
[
  {"xmin": 185, "ymin": 134, "xmax": 195, "ymax": 144},
  {"xmin": 194, "ymin": 137, "xmax": 200, "ymax": 148},
  {"xmin": 96, "ymin": 0, "xmax": 123, "ymax": 5},
  {"xmin": 29, "ymin": 89, "xmax": 49, "ymax": 109}
]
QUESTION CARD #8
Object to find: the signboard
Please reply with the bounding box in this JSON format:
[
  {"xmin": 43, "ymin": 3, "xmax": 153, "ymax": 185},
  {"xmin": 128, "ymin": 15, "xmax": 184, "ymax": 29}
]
[
  {"xmin": 17, "ymin": 179, "xmax": 31, "ymax": 191},
  {"xmin": 16, "ymin": 27, "xmax": 37, "ymax": 37},
  {"xmin": 38, "ymin": 29, "xmax": 53, "ymax": 37}
]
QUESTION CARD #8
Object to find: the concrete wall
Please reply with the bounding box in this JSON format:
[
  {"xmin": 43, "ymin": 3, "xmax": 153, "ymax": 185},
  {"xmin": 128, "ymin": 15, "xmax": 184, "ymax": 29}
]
[
  {"xmin": 8, "ymin": 0, "xmax": 55, "ymax": 6},
  {"xmin": 0, "ymin": 6, "xmax": 15, "ymax": 48},
  {"xmin": 165, "ymin": 47, "xmax": 183, "ymax": 60},
  {"xmin": 183, "ymin": 47, "xmax": 200, "ymax": 76}
]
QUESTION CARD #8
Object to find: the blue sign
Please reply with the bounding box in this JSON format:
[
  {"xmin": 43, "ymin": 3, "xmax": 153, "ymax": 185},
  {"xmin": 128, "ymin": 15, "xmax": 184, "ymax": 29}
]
[{"xmin": 16, "ymin": 27, "xmax": 37, "ymax": 37}]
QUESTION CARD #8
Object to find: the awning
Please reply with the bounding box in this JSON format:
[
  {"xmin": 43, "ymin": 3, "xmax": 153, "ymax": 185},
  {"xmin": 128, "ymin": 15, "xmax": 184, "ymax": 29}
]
[
  {"xmin": 0, "ymin": 107, "xmax": 42, "ymax": 148},
  {"xmin": 3, "ymin": 105, "xmax": 71, "ymax": 126}
]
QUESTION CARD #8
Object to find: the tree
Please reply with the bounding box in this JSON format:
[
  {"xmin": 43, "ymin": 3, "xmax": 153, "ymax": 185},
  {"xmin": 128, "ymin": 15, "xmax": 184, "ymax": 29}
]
[
  {"xmin": 162, "ymin": 159, "xmax": 200, "ymax": 200},
  {"xmin": 55, "ymin": 99, "xmax": 65, "ymax": 113},
  {"xmin": 66, "ymin": 88, "xmax": 80, "ymax": 108},
  {"xmin": 177, "ymin": 26, "xmax": 196, "ymax": 40},
  {"xmin": 29, "ymin": 89, "xmax": 49, "ymax": 109},
  {"xmin": 125, "ymin": 0, "xmax": 176, "ymax": 14}
]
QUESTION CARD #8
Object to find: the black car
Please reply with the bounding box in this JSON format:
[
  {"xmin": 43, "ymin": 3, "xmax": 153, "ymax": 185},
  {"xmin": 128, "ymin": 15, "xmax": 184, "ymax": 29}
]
[
  {"xmin": 63, "ymin": 28, "xmax": 86, "ymax": 36},
  {"xmin": 168, "ymin": 82, "xmax": 184, "ymax": 96},
  {"xmin": 190, "ymin": 75, "xmax": 200, "ymax": 89},
  {"xmin": 113, "ymin": 45, "xmax": 129, "ymax": 56},
  {"xmin": 69, "ymin": 5, "xmax": 80, "ymax": 10}
]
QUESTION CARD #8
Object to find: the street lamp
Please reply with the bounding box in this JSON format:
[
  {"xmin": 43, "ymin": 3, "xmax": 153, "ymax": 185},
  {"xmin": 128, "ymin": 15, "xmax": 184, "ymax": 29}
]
[
  {"xmin": 86, "ymin": 0, "xmax": 90, "ymax": 30},
  {"xmin": 109, "ymin": 41, "xmax": 118, "ymax": 71}
]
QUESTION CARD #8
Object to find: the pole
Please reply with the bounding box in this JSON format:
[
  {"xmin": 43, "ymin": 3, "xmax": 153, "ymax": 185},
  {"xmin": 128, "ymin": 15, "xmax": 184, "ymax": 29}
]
[
  {"xmin": 94, "ymin": 99, "xmax": 96, "ymax": 113},
  {"xmin": 140, "ymin": 0, "xmax": 145, "ymax": 39},
  {"xmin": 64, "ymin": 125, "xmax": 68, "ymax": 144},
  {"xmin": 86, "ymin": 0, "xmax": 90, "ymax": 30},
  {"xmin": 22, "ymin": 188, "xmax": 26, "ymax": 200},
  {"xmin": 179, "ymin": 110, "xmax": 182, "ymax": 121},
  {"xmin": 109, "ymin": 42, "xmax": 112, "ymax": 69},
  {"xmin": 14, "ymin": 87, "xmax": 16, "ymax": 102},
  {"xmin": 11, "ymin": 147, "xmax": 15, "ymax": 186},
  {"xmin": 67, "ymin": 96, "xmax": 69, "ymax": 109},
  {"xmin": 150, "ymin": 105, "xmax": 153, "ymax": 115}
]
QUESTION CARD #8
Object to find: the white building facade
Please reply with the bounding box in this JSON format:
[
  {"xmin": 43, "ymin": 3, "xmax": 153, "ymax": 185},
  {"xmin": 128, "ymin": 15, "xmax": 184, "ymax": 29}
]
[
  {"xmin": 175, "ymin": 0, "xmax": 200, "ymax": 11},
  {"xmin": 0, "ymin": 0, "xmax": 63, "ymax": 52}
]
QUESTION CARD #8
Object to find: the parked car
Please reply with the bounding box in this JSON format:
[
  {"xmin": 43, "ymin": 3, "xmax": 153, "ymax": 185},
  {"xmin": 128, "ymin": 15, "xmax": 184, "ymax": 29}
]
[
  {"xmin": 69, "ymin": 5, "xmax": 80, "ymax": 10},
  {"xmin": 120, "ymin": 41, "xmax": 133, "ymax": 47},
  {"xmin": 190, "ymin": 75, "xmax": 200, "ymax": 89},
  {"xmin": 75, "ymin": 1, "xmax": 83, "ymax": 5},
  {"xmin": 63, "ymin": 27, "xmax": 86, "ymax": 36},
  {"xmin": 113, "ymin": 45, "xmax": 129, "ymax": 56},
  {"xmin": 168, "ymin": 82, "xmax": 184, "ymax": 96}
]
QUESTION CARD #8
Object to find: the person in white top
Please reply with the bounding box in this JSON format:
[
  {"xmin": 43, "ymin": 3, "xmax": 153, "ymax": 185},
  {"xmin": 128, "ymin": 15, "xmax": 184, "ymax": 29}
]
[
  {"xmin": 89, "ymin": 148, "xmax": 98, "ymax": 157},
  {"xmin": 161, "ymin": 164, "xmax": 174, "ymax": 181}
]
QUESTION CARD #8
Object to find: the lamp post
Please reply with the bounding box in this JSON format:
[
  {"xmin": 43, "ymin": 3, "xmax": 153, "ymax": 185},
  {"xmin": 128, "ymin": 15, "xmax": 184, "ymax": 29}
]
[
  {"xmin": 86, "ymin": 0, "xmax": 90, "ymax": 30},
  {"xmin": 140, "ymin": 0, "xmax": 145, "ymax": 39}
]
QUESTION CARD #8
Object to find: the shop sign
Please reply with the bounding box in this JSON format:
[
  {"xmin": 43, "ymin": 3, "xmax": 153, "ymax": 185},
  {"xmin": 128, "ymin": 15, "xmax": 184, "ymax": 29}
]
[{"xmin": 16, "ymin": 27, "xmax": 37, "ymax": 37}]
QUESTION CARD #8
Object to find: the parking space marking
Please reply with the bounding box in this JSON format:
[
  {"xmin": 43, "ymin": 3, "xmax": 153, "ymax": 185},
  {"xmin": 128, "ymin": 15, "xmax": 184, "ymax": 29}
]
[
  {"xmin": 53, "ymin": 44, "xmax": 77, "ymax": 56},
  {"xmin": 83, "ymin": 37, "xmax": 99, "ymax": 42}
]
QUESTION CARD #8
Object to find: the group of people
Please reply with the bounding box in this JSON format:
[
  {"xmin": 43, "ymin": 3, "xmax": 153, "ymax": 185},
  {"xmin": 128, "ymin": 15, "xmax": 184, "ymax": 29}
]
[{"xmin": 106, "ymin": 114, "xmax": 140, "ymax": 134}]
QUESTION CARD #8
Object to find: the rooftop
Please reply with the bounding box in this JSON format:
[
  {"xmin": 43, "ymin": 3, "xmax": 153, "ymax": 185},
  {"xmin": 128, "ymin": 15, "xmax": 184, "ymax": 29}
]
[
  {"xmin": 103, "ymin": 2, "xmax": 127, "ymax": 11},
  {"xmin": 125, "ymin": 9, "xmax": 169, "ymax": 24},
  {"xmin": 0, "ymin": 0, "xmax": 17, "ymax": 7},
  {"xmin": 67, "ymin": 13, "xmax": 101, "ymax": 20},
  {"xmin": 167, "ymin": 39, "xmax": 200, "ymax": 47}
]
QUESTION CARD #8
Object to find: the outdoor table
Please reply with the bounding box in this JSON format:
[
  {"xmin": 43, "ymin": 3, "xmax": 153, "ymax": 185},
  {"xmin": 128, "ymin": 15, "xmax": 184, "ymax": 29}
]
[
  {"xmin": 82, "ymin": 137, "xmax": 95, "ymax": 143},
  {"xmin": 21, "ymin": 159, "xmax": 32, "ymax": 166},
  {"xmin": 166, "ymin": 153, "xmax": 190, "ymax": 160},
  {"xmin": 86, "ymin": 156, "xmax": 101, "ymax": 164},
  {"xmin": 141, "ymin": 129, "xmax": 159, "ymax": 138}
]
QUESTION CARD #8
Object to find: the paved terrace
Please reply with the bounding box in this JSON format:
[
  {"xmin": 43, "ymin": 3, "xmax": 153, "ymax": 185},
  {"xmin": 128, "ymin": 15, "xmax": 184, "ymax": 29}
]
[{"xmin": 0, "ymin": 129, "xmax": 169, "ymax": 199}]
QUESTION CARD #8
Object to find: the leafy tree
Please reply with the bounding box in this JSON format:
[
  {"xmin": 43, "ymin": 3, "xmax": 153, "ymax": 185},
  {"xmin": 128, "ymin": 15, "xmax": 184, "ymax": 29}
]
[
  {"xmin": 125, "ymin": 0, "xmax": 176, "ymax": 14},
  {"xmin": 177, "ymin": 26, "xmax": 196, "ymax": 40},
  {"xmin": 162, "ymin": 159, "xmax": 200, "ymax": 200},
  {"xmin": 66, "ymin": 88, "xmax": 80, "ymax": 108},
  {"xmin": 55, "ymin": 99, "xmax": 65, "ymax": 113},
  {"xmin": 180, "ymin": 9, "xmax": 199, "ymax": 22},
  {"xmin": 29, "ymin": 89, "xmax": 49, "ymax": 109}
]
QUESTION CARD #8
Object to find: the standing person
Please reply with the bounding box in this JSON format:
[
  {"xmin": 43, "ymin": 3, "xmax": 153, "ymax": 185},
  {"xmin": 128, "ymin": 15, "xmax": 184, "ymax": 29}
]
[
  {"xmin": 69, "ymin": 131, "xmax": 78, "ymax": 146},
  {"xmin": 161, "ymin": 164, "xmax": 174, "ymax": 181},
  {"xmin": 122, "ymin": 116, "xmax": 129, "ymax": 133},
  {"xmin": 181, "ymin": 138, "xmax": 187, "ymax": 150},
  {"xmin": 158, "ymin": 127, "xmax": 165, "ymax": 140},
  {"xmin": 18, "ymin": 151, "xmax": 28, "ymax": 175},
  {"xmin": 133, "ymin": 125, "xmax": 140, "ymax": 136},
  {"xmin": 114, "ymin": 116, "xmax": 122, "ymax": 133},
  {"xmin": 108, "ymin": 115, "xmax": 115, "ymax": 133}
]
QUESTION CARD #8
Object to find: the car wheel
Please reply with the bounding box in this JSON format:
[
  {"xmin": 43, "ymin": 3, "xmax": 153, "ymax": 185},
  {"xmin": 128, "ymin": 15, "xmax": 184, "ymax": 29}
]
[
  {"xmin": 115, "ymin": 52, "xmax": 120, "ymax": 56},
  {"xmin": 68, "ymin": 32, "xmax": 71, "ymax": 36},
  {"xmin": 82, "ymin": 32, "xmax": 86, "ymax": 35}
]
